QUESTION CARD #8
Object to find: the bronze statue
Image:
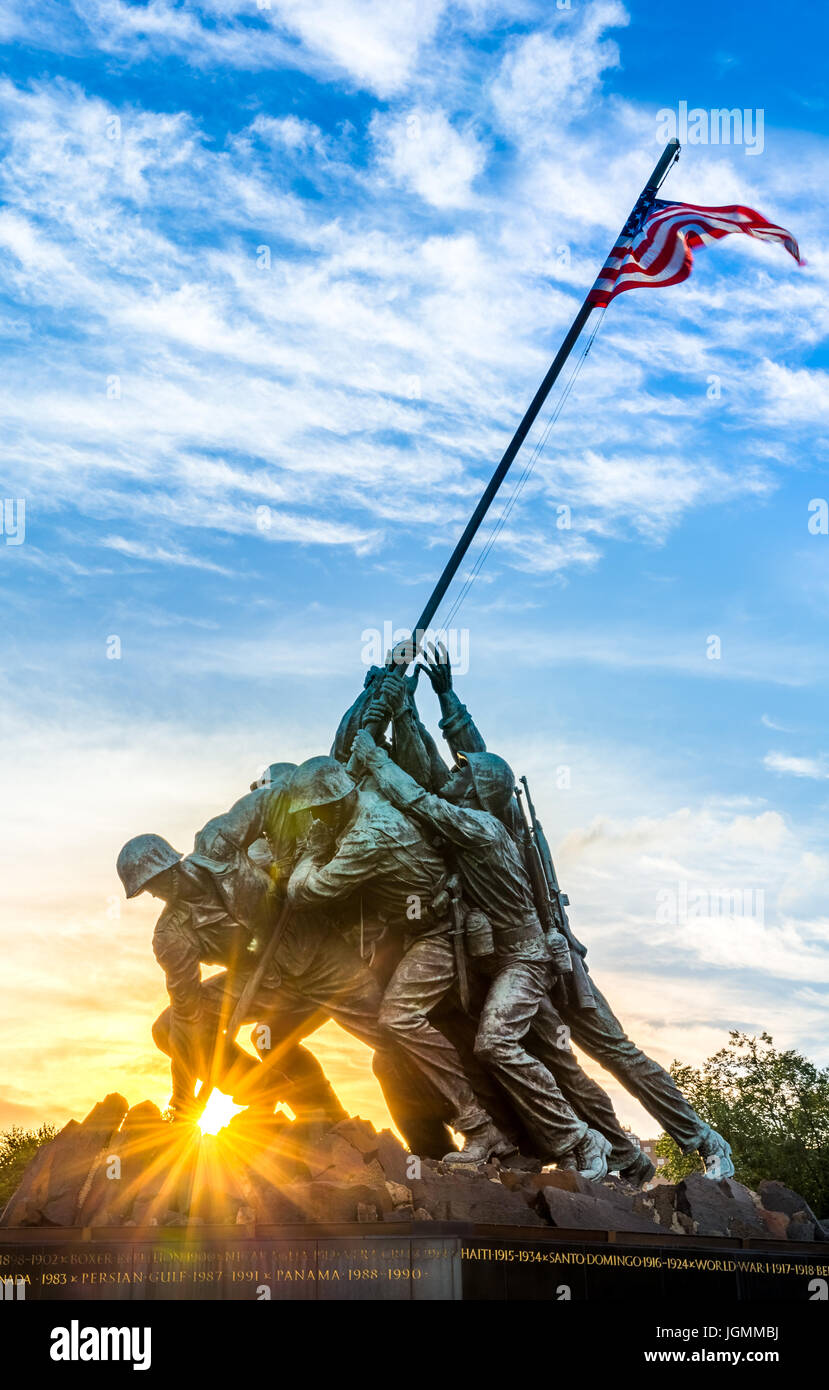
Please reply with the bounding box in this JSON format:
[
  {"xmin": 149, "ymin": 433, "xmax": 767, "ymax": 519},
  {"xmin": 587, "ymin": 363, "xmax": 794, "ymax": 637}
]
[{"xmin": 115, "ymin": 642, "xmax": 734, "ymax": 1186}]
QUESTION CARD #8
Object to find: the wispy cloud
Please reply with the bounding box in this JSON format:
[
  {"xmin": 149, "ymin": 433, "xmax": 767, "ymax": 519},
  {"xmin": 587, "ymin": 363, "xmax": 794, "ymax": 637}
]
[
  {"xmin": 764, "ymin": 750, "xmax": 829, "ymax": 780},
  {"xmin": 762, "ymin": 713, "xmax": 798, "ymax": 733},
  {"xmin": 101, "ymin": 536, "xmax": 236, "ymax": 574},
  {"xmin": 490, "ymin": 2, "xmax": 628, "ymax": 138}
]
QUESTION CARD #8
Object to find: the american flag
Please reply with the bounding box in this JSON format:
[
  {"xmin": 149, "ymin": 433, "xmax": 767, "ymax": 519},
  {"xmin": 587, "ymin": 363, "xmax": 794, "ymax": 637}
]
[{"xmin": 588, "ymin": 198, "xmax": 803, "ymax": 307}]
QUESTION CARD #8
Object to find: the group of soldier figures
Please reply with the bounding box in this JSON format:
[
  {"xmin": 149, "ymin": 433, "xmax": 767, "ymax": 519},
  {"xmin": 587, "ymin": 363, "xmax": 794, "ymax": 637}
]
[{"xmin": 116, "ymin": 647, "xmax": 734, "ymax": 1186}]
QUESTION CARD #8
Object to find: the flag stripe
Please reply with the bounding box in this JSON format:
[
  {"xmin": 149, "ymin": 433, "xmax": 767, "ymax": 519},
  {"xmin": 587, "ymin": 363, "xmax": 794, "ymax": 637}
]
[{"xmin": 587, "ymin": 200, "xmax": 802, "ymax": 307}]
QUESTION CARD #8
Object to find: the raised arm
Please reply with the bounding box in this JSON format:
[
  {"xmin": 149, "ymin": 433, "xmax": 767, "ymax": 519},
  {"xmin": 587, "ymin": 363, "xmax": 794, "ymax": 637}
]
[
  {"xmin": 195, "ymin": 788, "xmax": 272, "ymax": 858},
  {"xmin": 419, "ymin": 641, "xmax": 487, "ymax": 760},
  {"xmin": 361, "ymin": 670, "xmax": 448, "ymax": 791},
  {"xmin": 330, "ymin": 666, "xmax": 388, "ymax": 764},
  {"xmin": 350, "ymin": 730, "xmax": 499, "ymax": 854},
  {"xmin": 287, "ymin": 820, "xmax": 381, "ymax": 908}
]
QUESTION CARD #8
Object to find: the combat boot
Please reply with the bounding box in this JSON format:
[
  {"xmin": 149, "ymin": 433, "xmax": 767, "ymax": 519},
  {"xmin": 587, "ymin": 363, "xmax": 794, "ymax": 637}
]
[
  {"xmin": 567, "ymin": 1127, "xmax": 612, "ymax": 1181},
  {"xmin": 442, "ymin": 1121, "xmax": 516, "ymax": 1167},
  {"xmin": 618, "ymin": 1149, "xmax": 656, "ymax": 1188},
  {"xmin": 697, "ymin": 1127, "xmax": 735, "ymax": 1179}
]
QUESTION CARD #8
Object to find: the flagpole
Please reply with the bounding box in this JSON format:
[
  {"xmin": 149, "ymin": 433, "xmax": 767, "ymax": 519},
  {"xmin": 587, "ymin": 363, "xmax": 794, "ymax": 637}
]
[{"xmin": 396, "ymin": 137, "xmax": 680, "ymax": 657}]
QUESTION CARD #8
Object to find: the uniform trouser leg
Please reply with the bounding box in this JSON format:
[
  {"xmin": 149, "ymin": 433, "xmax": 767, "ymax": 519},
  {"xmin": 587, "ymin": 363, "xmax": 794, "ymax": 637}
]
[
  {"xmin": 178, "ymin": 943, "xmax": 445, "ymax": 1147},
  {"xmin": 242, "ymin": 1003, "xmax": 346, "ymax": 1119},
  {"xmin": 369, "ymin": 935, "xmax": 460, "ymax": 1155},
  {"xmin": 261, "ymin": 930, "xmax": 430, "ymax": 1143},
  {"xmin": 474, "ymin": 962, "xmax": 587, "ymax": 1160},
  {"xmin": 379, "ymin": 935, "xmax": 490, "ymax": 1134},
  {"xmin": 176, "ymin": 979, "xmax": 335, "ymax": 1111},
  {"xmin": 562, "ymin": 979, "xmax": 708, "ymax": 1152},
  {"xmin": 526, "ymin": 995, "xmax": 639, "ymax": 1164},
  {"xmin": 152, "ymin": 1001, "xmax": 268, "ymax": 1108},
  {"xmin": 275, "ymin": 928, "xmax": 386, "ymax": 1051},
  {"xmin": 435, "ymin": 1002, "xmax": 529, "ymax": 1148},
  {"xmin": 251, "ymin": 1026, "xmax": 347, "ymax": 1120}
]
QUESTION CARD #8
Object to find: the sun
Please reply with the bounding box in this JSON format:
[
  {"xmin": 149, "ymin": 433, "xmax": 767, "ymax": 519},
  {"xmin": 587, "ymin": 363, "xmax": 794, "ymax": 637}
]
[{"xmin": 198, "ymin": 1091, "xmax": 245, "ymax": 1136}]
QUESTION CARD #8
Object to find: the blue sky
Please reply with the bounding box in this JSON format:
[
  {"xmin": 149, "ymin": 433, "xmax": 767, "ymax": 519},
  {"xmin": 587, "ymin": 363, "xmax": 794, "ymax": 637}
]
[{"xmin": 1, "ymin": 0, "xmax": 827, "ymax": 1135}]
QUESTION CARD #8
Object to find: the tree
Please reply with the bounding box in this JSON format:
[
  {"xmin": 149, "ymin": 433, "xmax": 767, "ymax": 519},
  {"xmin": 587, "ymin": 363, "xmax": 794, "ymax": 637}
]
[
  {"xmin": 0, "ymin": 1123, "xmax": 58, "ymax": 1211},
  {"xmin": 655, "ymin": 1032, "xmax": 829, "ymax": 1216}
]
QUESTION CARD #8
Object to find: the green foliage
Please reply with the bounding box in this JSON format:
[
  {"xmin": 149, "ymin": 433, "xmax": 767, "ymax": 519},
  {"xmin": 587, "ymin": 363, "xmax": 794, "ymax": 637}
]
[
  {"xmin": 654, "ymin": 1131, "xmax": 701, "ymax": 1182},
  {"xmin": 0, "ymin": 1123, "xmax": 58, "ymax": 1209},
  {"xmin": 654, "ymin": 1032, "xmax": 829, "ymax": 1216}
]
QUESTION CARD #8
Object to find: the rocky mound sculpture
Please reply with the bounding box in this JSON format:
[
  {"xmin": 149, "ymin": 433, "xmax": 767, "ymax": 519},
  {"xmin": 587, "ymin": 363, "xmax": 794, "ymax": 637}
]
[{"xmin": 3, "ymin": 1095, "xmax": 825, "ymax": 1244}]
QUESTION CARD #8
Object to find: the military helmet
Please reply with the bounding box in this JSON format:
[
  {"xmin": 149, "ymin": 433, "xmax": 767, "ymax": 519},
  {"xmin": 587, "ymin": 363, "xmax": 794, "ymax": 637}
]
[
  {"xmin": 249, "ymin": 761, "xmax": 298, "ymax": 792},
  {"xmin": 461, "ymin": 751, "xmax": 516, "ymax": 820},
  {"xmin": 289, "ymin": 756, "xmax": 356, "ymax": 814},
  {"xmin": 117, "ymin": 834, "xmax": 182, "ymax": 898}
]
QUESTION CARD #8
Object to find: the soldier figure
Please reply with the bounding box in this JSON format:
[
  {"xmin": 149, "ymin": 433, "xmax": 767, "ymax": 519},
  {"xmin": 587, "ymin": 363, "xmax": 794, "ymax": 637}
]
[
  {"xmin": 386, "ymin": 647, "xmax": 735, "ymax": 1182},
  {"xmin": 285, "ymin": 755, "xmax": 532, "ymax": 1167},
  {"xmin": 348, "ymin": 727, "xmax": 612, "ymax": 1177},
  {"xmin": 116, "ymin": 780, "xmax": 406, "ymax": 1130}
]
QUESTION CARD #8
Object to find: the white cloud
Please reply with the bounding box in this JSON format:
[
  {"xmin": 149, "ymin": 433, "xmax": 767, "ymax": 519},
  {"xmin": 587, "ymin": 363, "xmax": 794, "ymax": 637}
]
[
  {"xmin": 541, "ymin": 447, "xmax": 773, "ymax": 542},
  {"xmin": 65, "ymin": 0, "xmax": 448, "ymax": 96},
  {"xmin": 247, "ymin": 114, "xmax": 329, "ymax": 158},
  {"xmin": 554, "ymin": 799, "xmax": 829, "ymax": 984},
  {"xmin": 101, "ymin": 536, "xmax": 235, "ymax": 574},
  {"xmin": 764, "ymin": 750, "xmax": 829, "ymax": 780},
  {"xmin": 490, "ymin": 2, "xmax": 629, "ymax": 140},
  {"xmin": 371, "ymin": 107, "xmax": 487, "ymax": 208},
  {"xmin": 762, "ymin": 713, "xmax": 797, "ymax": 732},
  {"xmin": 756, "ymin": 358, "xmax": 829, "ymax": 425},
  {"xmin": 267, "ymin": 0, "xmax": 448, "ymax": 96}
]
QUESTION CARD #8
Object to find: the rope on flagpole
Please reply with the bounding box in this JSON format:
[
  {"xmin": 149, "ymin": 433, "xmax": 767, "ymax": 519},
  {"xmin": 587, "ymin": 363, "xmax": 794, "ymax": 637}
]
[{"xmin": 438, "ymin": 305, "xmax": 607, "ymax": 632}]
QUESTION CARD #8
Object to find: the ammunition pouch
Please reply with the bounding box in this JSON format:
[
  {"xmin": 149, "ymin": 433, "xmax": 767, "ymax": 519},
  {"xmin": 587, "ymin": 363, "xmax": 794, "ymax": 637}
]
[
  {"xmin": 464, "ymin": 909, "xmax": 495, "ymax": 958},
  {"xmin": 546, "ymin": 929, "xmax": 573, "ymax": 975}
]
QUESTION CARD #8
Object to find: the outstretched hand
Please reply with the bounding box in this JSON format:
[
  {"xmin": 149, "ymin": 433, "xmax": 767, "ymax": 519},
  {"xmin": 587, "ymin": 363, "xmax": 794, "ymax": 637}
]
[
  {"xmin": 361, "ymin": 693, "xmax": 390, "ymax": 730},
  {"xmin": 381, "ymin": 671, "xmax": 408, "ymax": 717},
  {"xmin": 305, "ymin": 817, "xmax": 335, "ymax": 861},
  {"xmin": 360, "ymin": 669, "xmax": 410, "ymax": 730},
  {"xmin": 349, "ymin": 728, "xmax": 377, "ymax": 770},
  {"xmin": 418, "ymin": 639, "xmax": 452, "ymax": 695}
]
